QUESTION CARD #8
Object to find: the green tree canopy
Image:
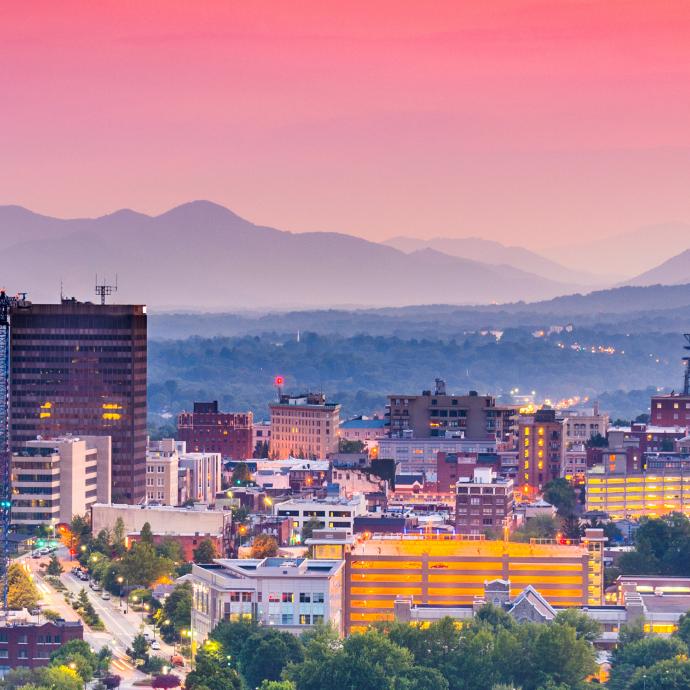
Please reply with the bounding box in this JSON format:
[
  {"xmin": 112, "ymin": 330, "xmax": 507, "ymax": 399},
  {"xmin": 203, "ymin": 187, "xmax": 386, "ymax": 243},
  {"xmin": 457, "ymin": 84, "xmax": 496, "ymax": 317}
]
[
  {"xmin": 7, "ymin": 562, "xmax": 40, "ymax": 610},
  {"xmin": 542, "ymin": 478, "xmax": 578, "ymax": 517},
  {"xmin": 250, "ymin": 533, "xmax": 279, "ymax": 559},
  {"xmin": 192, "ymin": 538, "xmax": 219, "ymax": 564}
]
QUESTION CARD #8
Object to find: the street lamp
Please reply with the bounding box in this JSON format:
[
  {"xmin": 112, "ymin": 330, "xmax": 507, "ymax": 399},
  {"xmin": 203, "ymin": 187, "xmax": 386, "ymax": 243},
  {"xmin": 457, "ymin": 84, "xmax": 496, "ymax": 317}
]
[{"xmin": 117, "ymin": 576, "xmax": 125, "ymax": 610}]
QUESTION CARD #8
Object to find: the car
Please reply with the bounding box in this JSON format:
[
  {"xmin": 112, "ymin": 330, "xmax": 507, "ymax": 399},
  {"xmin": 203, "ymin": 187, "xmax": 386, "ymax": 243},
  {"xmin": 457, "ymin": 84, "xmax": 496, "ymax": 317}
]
[
  {"xmin": 28, "ymin": 607, "xmax": 41, "ymax": 616},
  {"xmin": 38, "ymin": 547, "xmax": 49, "ymax": 556},
  {"xmin": 151, "ymin": 640, "xmax": 160, "ymax": 650},
  {"xmin": 31, "ymin": 551, "xmax": 41, "ymax": 559},
  {"xmin": 90, "ymin": 582, "xmax": 102, "ymax": 592},
  {"xmin": 101, "ymin": 591, "xmax": 111, "ymax": 600},
  {"xmin": 79, "ymin": 572, "xmax": 89, "ymax": 581}
]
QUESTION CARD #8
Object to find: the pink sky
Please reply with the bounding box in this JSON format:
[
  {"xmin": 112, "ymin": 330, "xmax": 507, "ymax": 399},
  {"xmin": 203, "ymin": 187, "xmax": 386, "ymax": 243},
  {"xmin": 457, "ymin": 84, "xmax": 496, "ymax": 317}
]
[{"xmin": 2, "ymin": 1, "xmax": 690, "ymax": 247}]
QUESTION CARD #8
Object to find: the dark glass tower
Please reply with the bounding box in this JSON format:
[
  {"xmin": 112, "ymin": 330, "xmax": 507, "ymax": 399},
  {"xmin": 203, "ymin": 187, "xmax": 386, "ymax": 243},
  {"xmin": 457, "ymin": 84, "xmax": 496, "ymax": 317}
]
[{"xmin": 9, "ymin": 300, "xmax": 147, "ymax": 503}]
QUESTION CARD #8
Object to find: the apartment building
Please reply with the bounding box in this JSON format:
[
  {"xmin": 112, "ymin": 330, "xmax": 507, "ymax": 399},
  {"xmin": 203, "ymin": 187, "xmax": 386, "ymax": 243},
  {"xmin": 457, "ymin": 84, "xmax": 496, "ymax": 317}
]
[
  {"xmin": 517, "ymin": 408, "xmax": 564, "ymax": 496},
  {"xmin": 651, "ymin": 393, "xmax": 690, "ymax": 427},
  {"xmin": 273, "ymin": 495, "xmax": 367, "ymax": 543},
  {"xmin": 11, "ymin": 436, "xmax": 111, "ymax": 529},
  {"xmin": 190, "ymin": 557, "xmax": 344, "ymax": 647},
  {"xmin": 455, "ymin": 467, "xmax": 514, "ymax": 534},
  {"xmin": 269, "ymin": 393, "xmax": 340, "ymax": 460},
  {"xmin": 561, "ymin": 407, "xmax": 609, "ymax": 448},
  {"xmin": 387, "ymin": 381, "xmax": 515, "ymax": 443},
  {"xmin": 146, "ymin": 438, "xmax": 179, "ymax": 505}
]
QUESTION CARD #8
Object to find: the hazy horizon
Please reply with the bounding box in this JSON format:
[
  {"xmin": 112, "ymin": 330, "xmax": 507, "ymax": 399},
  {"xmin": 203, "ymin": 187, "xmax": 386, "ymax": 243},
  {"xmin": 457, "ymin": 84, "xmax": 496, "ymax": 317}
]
[{"xmin": 3, "ymin": 1, "xmax": 690, "ymax": 252}]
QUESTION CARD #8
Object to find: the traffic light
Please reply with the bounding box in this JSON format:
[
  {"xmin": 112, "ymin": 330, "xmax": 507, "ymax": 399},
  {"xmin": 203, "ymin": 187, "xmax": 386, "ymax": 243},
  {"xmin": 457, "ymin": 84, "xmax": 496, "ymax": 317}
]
[{"xmin": 0, "ymin": 500, "xmax": 10, "ymax": 509}]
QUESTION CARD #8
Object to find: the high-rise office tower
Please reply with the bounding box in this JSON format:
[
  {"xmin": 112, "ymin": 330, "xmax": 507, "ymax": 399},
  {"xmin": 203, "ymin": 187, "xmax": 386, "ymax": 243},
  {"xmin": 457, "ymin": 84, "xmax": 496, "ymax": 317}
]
[{"xmin": 10, "ymin": 300, "xmax": 147, "ymax": 503}]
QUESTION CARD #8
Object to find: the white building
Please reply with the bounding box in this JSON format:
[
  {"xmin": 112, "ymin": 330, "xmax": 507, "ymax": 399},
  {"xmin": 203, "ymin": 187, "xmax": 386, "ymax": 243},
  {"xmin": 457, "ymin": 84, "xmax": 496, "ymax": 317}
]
[
  {"xmin": 179, "ymin": 451, "xmax": 222, "ymax": 504},
  {"xmin": 190, "ymin": 557, "xmax": 344, "ymax": 647},
  {"xmin": 561, "ymin": 407, "xmax": 609, "ymax": 449},
  {"xmin": 273, "ymin": 495, "xmax": 367, "ymax": 543},
  {"xmin": 11, "ymin": 436, "xmax": 111, "ymax": 529}
]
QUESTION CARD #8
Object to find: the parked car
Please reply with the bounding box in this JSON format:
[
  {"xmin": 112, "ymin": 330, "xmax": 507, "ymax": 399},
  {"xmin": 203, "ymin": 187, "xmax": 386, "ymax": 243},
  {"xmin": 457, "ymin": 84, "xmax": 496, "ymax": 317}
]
[
  {"xmin": 101, "ymin": 591, "xmax": 111, "ymax": 600},
  {"xmin": 151, "ymin": 640, "xmax": 160, "ymax": 650},
  {"xmin": 31, "ymin": 551, "xmax": 41, "ymax": 559},
  {"xmin": 78, "ymin": 572, "xmax": 89, "ymax": 581},
  {"xmin": 90, "ymin": 582, "xmax": 102, "ymax": 592}
]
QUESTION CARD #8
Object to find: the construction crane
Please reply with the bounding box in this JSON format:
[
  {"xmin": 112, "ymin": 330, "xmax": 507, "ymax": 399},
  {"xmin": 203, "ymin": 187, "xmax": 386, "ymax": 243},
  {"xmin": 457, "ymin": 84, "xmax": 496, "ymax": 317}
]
[{"xmin": 0, "ymin": 290, "xmax": 29, "ymax": 614}]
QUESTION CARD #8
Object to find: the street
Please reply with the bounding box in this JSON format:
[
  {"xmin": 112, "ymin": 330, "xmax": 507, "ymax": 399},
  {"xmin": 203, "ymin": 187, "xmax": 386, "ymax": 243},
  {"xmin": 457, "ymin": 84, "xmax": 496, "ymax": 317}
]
[{"xmin": 23, "ymin": 549, "xmax": 182, "ymax": 688}]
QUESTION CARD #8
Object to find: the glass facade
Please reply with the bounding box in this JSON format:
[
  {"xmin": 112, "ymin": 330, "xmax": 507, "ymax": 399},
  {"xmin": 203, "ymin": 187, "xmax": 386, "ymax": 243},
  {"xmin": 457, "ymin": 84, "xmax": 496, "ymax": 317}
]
[{"xmin": 10, "ymin": 302, "xmax": 147, "ymax": 503}]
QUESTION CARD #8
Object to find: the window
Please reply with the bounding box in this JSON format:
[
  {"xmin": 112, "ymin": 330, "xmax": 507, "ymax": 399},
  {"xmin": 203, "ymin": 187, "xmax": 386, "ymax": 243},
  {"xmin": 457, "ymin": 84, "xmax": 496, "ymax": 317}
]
[
  {"xmin": 312, "ymin": 614, "xmax": 324, "ymax": 624},
  {"xmin": 281, "ymin": 614, "xmax": 294, "ymax": 625},
  {"xmin": 282, "ymin": 592, "xmax": 294, "ymax": 603},
  {"xmin": 17, "ymin": 634, "xmax": 28, "ymax": 644},
  {"xmin": 313, "ymin": 592, "xmax": 325, "ymax": 603},
  {"xmin": 269, "ymin": 592, "xmax": 280, "ymax": 602},
  {"xmin": 299, "ymin": 614, "xmax": 311, "ymax": 625},
  {"xmin": 18, "ymin": 650, "xmax": 28, "ymax": 659},
  {"xmin": 299, "ymin": 593, "xmax": 311, "ymax": 603},
  {"xmin": 0, "ymin": 651, "xmax": 7, "ymax": 659}
]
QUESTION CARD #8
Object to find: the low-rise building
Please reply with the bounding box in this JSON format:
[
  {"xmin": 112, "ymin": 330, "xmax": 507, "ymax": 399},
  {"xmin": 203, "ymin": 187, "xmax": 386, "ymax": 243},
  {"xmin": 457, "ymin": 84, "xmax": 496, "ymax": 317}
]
[
  {"xmin": 91, "ymin": 503, "xmax": 231, "ymax": 548},
  {"xmin": 11, "ymin": 436, "xmax": 111, "ymax": 529},
  {"xmin": 339, "ymin": 417, "xmax": 386, "ymax": 450},
  {"xmin": 273, "ymin": 495, "xmax": 367, "ymax": 543},
  {"xmin": 561, "ymin": 406, "xmax": 609, "ymax": 448},
  {"xmin": 0, "ymin": 620, "xmax": 83, "ymax": 674},
  {"xmin": 190, "ymin": 557, "xmax": 344, "ymax": 648},
  {"xmin": 455, "ymin": 467, "xmax": 514, "ymax": 534},
  {"xmin": 379, "ymin": 437, "xmax": 497, "ymax": 476}
]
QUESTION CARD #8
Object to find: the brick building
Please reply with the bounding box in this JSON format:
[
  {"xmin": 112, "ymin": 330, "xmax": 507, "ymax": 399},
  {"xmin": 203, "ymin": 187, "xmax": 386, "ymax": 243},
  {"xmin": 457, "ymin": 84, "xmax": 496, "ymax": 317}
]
[
  {"xmin": 651, "ymin": 393, "xmax": 690, "ymax": 427},
  {"xmin": 455, "ymin": 467, "xmax": 514, "ymax": 534},
  {"xmin": 0, "ymin": 620, "xmax": 83, "ymax": 673},
  {"xmin": 177, "ymin": 401, "xmax": 253, "ymax": 460}
]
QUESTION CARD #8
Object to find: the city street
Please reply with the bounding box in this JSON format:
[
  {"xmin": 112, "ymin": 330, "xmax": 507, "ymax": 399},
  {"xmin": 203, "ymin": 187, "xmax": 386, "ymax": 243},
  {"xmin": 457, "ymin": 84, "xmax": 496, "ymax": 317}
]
[{"xmin": 23, "ymin": 549, "xmax": 182, "ymax": 688}]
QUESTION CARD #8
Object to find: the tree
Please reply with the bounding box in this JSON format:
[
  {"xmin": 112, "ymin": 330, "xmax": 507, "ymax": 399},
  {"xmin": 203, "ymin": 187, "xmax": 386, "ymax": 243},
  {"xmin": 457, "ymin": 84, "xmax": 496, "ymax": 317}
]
[
  {"xmin": 231, "ymin": 463, "xmax": 251, "ymax": 486},
  {"xmin": 251, "ymin": 534, "xmax": 278, "ymax": 559},
  {"xmin": 140, "ymin": 522, "xmax": 154, "ymax": 545},
  {"xmin": 628, "ymin": 658, "xmax": 690, "ymax": 690},
  {"xmin": 338, "ymin": 438, "xmax": 365, "ymax": 453},
  {"xmin": 258, "ymin": 682, "xmax": 296, "ymax": 690},
  {"xmin": 37, "ymin": 665, "xmax": 83, "ymax": 690},
  {"xmin": 609, "ymin": 635, "xmax": 687, "ymax": 690},
  {"xmin": 300, "ymin": 517, "xmax": 322, "ymax": 543},
  {"xmin": 159, "ymin": 583, "xmax": 192, "ymax": 642},
  {"xmin": 152, "ymin": 674, "xmax": 181, "ymax": 689},
  {"xmin": 156, "ymin": 538, "xmax": 185, "ymax": 564},
  {"xmin": 185, "ymin": 643, "xmax": 242, "ymax": 690},
  {"xmin": 120, "ymin": 541, "xmax": 172, "ymax": 586},
  {"xmin": 50, "ymin": 640, "xmax": 101, "ymax": 682},
  {"xmin": 128, "ymin": 633, "xmax": 150, "ymax": 664},
  {"xmin": 543, "ymin": 478, "xmax": 578, "ymax": 517},
  {"xmin": 69, "ymin": 514, "xmax": 92, "ymax": 549},
  {"xmin": 102, "ymin": 674, "xmax": 122, "ymax": 689},
  {"xmin": 512, "ymin": 515, "xmax": 560, "ymax": 542},
  {"xmin": 586, "ymin": 433, "xmax": 607, "ymax": 448},
  {"xmin": 561, "ymin": 515, "xmax": 583, "ymax": 541},
  {"xmin": 193, "ymin": 538, "xmax": 218, "ymax": 563},
  {"xmin": 7, "ymin": 562, "xmax": 40, "ymax": 610},
  {"xmin": 47, "ymin": 554, "xmax": 64, "ymax": 576},
  {"xmin": 553, "ymin": 609, "xmax": 601, "ymax": 642},
  {"xmin": 112, "ymin": 517, "xmax": 126, "ymax": 555},
  {"xmin": 238, "ymin": 628, "xmax": 304, "ymax": 689}
]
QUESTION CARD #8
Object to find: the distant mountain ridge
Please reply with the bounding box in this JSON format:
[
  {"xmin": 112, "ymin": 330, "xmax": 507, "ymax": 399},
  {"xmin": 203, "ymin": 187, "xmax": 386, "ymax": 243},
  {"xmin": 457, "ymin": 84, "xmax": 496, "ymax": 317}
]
[
  {"xmin": 384, "ymin": 235, "xmax": 603, "ymax": 285},
  {"xmin": 627, "ymin": 249, "xmax": 690, "ymax": 287},
  {"xmin": 0, "ymin": 201, "xmax": 582, "ymax": 309}
]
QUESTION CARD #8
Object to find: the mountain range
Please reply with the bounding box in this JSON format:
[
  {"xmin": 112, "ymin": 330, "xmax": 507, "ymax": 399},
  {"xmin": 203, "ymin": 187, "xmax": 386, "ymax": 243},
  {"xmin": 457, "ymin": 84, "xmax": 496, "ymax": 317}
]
[
  {"xmin": 0, "ymin": 201, "xmax": 582, "ymax": 309},
  {"xmin": 383, "ymin": 235, "xmax": 603, "ymax": 285},
  {"xmin": 2, "ymin": 201, "xmax": 690, "ymax": 310}
]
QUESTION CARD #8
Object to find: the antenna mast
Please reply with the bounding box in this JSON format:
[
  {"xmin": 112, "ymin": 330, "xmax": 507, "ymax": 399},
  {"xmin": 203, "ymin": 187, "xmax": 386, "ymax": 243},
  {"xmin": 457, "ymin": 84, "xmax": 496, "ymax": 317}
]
[
  {"xmin": 95, "ymin": 274, "xmax": 118, "ymax": 305},
  {"xmin": 683, "ymin": 334, "xmax": 690, "ymax": 395}
]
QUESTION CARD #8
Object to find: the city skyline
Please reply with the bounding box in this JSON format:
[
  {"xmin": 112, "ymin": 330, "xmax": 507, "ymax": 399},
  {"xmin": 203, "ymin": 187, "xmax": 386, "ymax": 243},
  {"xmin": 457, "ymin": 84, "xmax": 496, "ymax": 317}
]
[{"xmin": 3, "ymin": 1, "xmax": 690, "ymax": 251}]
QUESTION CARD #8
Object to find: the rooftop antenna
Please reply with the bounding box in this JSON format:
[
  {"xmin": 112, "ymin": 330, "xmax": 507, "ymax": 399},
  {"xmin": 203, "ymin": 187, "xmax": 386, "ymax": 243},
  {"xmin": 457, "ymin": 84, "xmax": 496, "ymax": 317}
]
[
  {"xmin": 683, "ymin": 334, "xmax": 690, "ymax": 395},
  {"xmin": 95, "ymin": 274, "xmax": 118, "ymax": 305}
]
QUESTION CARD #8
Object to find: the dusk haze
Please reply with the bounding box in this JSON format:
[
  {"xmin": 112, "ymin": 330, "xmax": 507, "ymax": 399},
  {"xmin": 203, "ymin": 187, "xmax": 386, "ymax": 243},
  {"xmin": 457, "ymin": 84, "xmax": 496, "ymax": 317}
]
[{"xmin": 4, "ymin": 4, "xmax": 690, "ymax": 690}]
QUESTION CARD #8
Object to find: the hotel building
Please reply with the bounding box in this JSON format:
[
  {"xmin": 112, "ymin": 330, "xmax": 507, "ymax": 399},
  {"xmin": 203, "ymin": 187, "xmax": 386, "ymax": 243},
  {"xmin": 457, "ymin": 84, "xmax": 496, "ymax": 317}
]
[
  {"xmin": 269, "ymin": 393, "xmax": 340, "ymax": 460},
  {"xmin": 343, "ymin": 530, "xmax": 605, "ymax": 633},
  {"xmin": 146, "ymin": 438, "xmax": 179, "ymax": 505},
  {"xmin": 517, "ymin": 408, "xmax": 564, "ymax": 496}
]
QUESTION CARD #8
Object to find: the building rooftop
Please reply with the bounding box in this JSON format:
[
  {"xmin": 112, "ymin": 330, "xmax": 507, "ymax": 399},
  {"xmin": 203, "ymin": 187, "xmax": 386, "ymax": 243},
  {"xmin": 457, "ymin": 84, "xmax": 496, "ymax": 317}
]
[{"xmin": 341, "ymin": 418, "xmax": 387, "ymax": 430}]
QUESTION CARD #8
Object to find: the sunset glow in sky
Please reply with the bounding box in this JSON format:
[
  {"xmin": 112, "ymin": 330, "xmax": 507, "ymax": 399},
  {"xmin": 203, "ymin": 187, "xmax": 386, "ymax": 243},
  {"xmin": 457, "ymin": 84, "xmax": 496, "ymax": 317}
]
[{"xmin": 2, "ymin": 1, "xmax": 690, "ymax": 246}]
